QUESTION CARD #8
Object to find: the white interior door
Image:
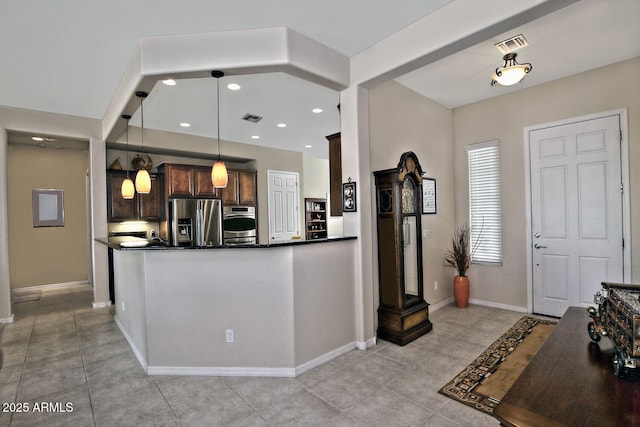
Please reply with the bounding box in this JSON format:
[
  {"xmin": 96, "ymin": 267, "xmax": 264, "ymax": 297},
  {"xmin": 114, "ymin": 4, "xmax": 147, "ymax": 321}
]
[
  {"xmin": 267, "ymin": 170, "xmax": 299, "ymax": 241},
  {"xmin": 529, "ymin": 115, "xmax": 623, "ymax": 317}
]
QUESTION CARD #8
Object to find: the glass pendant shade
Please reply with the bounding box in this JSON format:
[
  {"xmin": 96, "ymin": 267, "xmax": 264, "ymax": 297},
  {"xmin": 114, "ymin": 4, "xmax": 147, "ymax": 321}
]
[
  {"xmin": 135, "ymin": 169, "xmax": 151, "ymax": 194},
  {"xmin": 491, "ymin": 53, "xmax": 532, "ymax": 87},
  {"xmin": 211, "ymin": 160, "xmax": 228, "ymax": 188},
  {"xmin": 121, "ymin": 176, "xmax": 135, "ymax": 199}
]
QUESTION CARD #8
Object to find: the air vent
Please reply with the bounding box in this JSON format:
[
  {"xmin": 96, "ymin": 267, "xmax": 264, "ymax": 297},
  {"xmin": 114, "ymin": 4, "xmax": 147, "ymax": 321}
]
[
  {"xmin": 242, "ymin": 113, "xmax": 263, "ymax": 123},
  {"xmin": 495, "ymin": 34, "xmax": 529, "ymax": 54}
]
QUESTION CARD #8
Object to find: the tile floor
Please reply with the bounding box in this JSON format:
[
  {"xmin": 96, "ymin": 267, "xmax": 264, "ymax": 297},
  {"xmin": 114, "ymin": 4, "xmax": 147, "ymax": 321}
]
[{"xmin": 0, "ymin": 284, "xmax": 525, "ymax": 426}]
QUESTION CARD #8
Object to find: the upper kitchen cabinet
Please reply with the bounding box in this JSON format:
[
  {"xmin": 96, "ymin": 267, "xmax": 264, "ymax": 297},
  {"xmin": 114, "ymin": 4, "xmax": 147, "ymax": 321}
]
[
  {"xmin": 107, "ymin": 171, "xmax": 164, "ymax": 222},
  {"xmin": 220, "ymin": 170, "xmax": 257, "ymax": 206},
  {"xmin": 158, "ymin": 163, "xmax": 257, "ymax": 206},
  {"xmin": 159, "ymin": 163, "xmax": 194, "ymax": 197}
]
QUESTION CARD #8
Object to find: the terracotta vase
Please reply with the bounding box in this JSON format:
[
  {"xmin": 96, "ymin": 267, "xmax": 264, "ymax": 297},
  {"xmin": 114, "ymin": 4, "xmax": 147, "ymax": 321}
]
[{"xmin": 454, "ymin": 275, "xmax": 470, "ymax": 308}]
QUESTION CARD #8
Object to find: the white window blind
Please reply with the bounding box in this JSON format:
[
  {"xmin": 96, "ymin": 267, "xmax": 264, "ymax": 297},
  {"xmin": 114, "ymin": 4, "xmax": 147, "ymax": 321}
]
[{"xmin": 466, "ymin": 140, "xmax": 502, "ymax": 265}]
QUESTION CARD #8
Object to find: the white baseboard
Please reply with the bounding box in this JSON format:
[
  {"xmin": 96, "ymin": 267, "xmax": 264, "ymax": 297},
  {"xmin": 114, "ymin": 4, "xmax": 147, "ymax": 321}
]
[
  {"xmin": 468, "ymin": 298, "xmax": 528, "ymax": 313},
  {"xmin": 0, "ymin": 314, "xmax": 15, "ymax": 324},
  {"xmin": 147, "ymin": 366, "xmax": 297, "ymax": 377},
  {"xmin": 12, "ymin": 281, "xmax": 90, "ymax": 293},
  {"xmin": 429, "ymin": 297, "xmax": 455, "ymax": 312},
  {"xmin": 295, "ymin": 341, "xmax": 356, "ymax": 376},
  {"xmin": 114, "ymin": 315, "xmax": 149, "ymax": 372},
  {"xmin": 356, "ymin": 336, "xmax": 376, "ymax": 350},
  {"xmin": 92, "ymin": 300, "xmax": 112, "ymax": 309}
]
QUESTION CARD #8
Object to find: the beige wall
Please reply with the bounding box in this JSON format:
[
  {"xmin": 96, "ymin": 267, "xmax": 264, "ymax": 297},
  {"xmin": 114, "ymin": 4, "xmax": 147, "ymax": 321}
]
[
  {"xmin": 368, "ymin": 80, "xmax": 455, "ymax": 307},
  {"xmin": 452, "ymin": 57, "xmax": 640, "ymax": 308},
  {"xmin": 7, "ymin": 143, "xmax": 90, "ymax": 289}
]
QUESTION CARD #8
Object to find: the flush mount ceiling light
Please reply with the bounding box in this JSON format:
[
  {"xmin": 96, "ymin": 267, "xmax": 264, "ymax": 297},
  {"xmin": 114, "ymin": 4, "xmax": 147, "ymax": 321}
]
[
  {"xmin": 491, "ymin": 53, "xmax": 532, "ymax": 87},
  {"xmin": 134, "ymin": 91, "xmax": 151, "ymax": 194},
  {"xmin": 227, "ymin": 83, "xmax": 241, "ymax": 91},
  {"xmin": 120, "ymin": 114, "xmax": 135, "ymax": 199},
  {"xmin": 162, "ymin": 79, "xmax": 176, "ymax": 86},
  {"xmin": 211, "ymin": 70, "xmax": 228, "ymax": 189}
]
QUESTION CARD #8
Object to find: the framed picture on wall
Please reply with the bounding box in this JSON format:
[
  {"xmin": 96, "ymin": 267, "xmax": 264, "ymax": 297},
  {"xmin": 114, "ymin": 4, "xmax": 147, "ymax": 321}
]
[
  {"xmin": 422, "ymin": 177, "xmax": 436, "ymax": 214},
  {"xmin": 32, "ymin": 189, "xmax": 65, "ymax": 227},
  {"xmin": 343, "ymin": 181, "xmax": 357, "ymax": 212}
]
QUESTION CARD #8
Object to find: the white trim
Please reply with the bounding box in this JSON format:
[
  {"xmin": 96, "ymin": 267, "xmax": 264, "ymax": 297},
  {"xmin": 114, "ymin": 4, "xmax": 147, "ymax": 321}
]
[
  {"xmin": 523, "ymin": 108, "xmax": 631, "ymax": 314},
  {"xmin": 356, "ymin": 336, "xmax": 376, "ymax": 350},
  {"xmin": 468, "ymin": 298, "xmax": 528, "ymax": 314},
  {"xmin": 429, "ymin": 297, "xmax": 455, "ymax": 312},
  {"xmin": 12, "ymin": 280, "xmax": 90, "ymax": 293},
  {"xmin": 147, "ymin": 366, "xmax": 297, "ymax": 377},
  {"xmin": 92, "ymin": 300, "xmax": 112, "ymax": 309},
  {"xmin": 114, "ymin": 315, "xmax": 148, "ymax": 373},
  {"xmin": 295, "ymin": 341, "xmax": 356, "ymax": 375},
  {"xmin": 0, "ymin": 314, "xmax": 15, "ymax": 323}
]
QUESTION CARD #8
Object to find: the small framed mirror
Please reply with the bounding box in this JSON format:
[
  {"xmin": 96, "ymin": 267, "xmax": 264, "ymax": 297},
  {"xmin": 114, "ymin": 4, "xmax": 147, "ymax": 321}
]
[{"xmin": 32, "ymin": 189, "xmax": 64, "ymax": 227}]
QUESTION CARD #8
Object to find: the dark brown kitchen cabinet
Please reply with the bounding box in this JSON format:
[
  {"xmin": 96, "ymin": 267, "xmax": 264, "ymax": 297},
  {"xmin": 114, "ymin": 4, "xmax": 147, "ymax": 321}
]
[
  {"xmin": 160, "ymin": 164, "xmax": 194, "ymax": 197},
  {"xmin": 158, "ymin": 163, "xmax": 257, "ymax": 205},
  {"xmin": 107, "ymin": 171, "xmax": 164, "ymax": 222},
  {"xmin": 220, "ymin": 170, "xmax": 257, "ymax": 206}
]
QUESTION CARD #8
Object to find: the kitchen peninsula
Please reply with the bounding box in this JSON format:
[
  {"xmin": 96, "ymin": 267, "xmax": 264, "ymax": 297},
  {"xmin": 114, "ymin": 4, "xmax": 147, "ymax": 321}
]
[{"xmin": 97, "ymin": 236, "xmax": 357, "ymax": 377}]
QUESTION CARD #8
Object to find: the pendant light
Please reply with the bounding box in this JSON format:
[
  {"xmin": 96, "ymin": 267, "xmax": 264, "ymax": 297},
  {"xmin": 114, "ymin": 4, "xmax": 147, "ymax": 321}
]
[
  {"xmin": 120, "ymin": 114, "xmax": 135, "ymax": 199},
  {"xmin": 134, "ymin": 91, "xmax": 152, "ymax": 194},
  {"xmin": 490, "ymin": 53, "xmax": 532, "ymax": 87},
  {"xmin": 211, "ymin": 70, "xmax": 228, "ymax": 188}
]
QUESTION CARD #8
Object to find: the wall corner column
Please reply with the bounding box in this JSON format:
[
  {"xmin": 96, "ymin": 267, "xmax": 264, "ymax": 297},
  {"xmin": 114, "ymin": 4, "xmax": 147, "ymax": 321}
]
[
  {"xmin": 340, "ymin": 85, "xmax": 376, "ymax": 347},
  {"xmin": 0, "ymin": 130, "xmax": 14, "ymax": 321}
]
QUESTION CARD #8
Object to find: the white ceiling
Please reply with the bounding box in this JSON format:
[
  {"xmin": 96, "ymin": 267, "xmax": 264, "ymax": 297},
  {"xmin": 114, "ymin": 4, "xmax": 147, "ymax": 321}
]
[{"xmin": 2, "ymin": 0, "xmax": 639, "ymax": 158}]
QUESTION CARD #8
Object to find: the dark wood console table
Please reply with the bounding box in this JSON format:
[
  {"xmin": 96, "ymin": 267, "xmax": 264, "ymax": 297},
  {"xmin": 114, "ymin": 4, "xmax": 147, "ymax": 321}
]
[{"xmin": 494, "ymin": 306, "xmax": 640, "ymax": 427}]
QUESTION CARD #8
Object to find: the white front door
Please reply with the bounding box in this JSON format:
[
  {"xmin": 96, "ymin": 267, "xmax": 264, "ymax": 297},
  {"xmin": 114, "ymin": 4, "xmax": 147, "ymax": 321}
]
[
  {"xmin": 529, "ymin": 114, "xmax": 624, "ymax": 317},
  {"xmin": 267, "ymin": 170, "xmax": 300, "ymax": 241}
]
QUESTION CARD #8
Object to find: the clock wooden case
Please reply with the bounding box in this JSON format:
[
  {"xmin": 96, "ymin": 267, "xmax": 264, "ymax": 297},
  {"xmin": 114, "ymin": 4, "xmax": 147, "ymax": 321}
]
[{"xmin": 374, "ymin": 151, "xmax": 432, "ymax": 345}]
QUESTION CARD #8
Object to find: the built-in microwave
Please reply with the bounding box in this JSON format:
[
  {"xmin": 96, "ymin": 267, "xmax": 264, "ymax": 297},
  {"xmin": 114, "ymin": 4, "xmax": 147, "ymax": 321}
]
[{"xmin": 223, "ymin": 206, "xmax": 256, "ymax": 245}]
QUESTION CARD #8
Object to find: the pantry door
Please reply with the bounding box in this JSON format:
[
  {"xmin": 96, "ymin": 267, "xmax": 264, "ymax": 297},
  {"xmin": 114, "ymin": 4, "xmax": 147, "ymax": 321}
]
[
  {"xmin": 528, "ymin": 113, "xmax": 625, "ymax": 317},
  {"xmin": 267, "ymin": 170, "xmax": 300, "ymax": 241}
]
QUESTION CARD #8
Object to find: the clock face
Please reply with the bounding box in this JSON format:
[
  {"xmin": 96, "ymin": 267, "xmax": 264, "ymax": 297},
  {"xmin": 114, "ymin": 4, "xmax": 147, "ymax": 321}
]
[
  {"xmin": 379, "ymin": 189, "xmax": 393, "ymax": 214},
  {"xmin": 402, "ymin": 179, "xmax": 415, "ymax": 214}
]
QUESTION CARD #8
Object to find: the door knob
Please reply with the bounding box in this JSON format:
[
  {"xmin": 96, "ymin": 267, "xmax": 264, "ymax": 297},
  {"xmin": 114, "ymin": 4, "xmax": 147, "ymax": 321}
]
[{"xmin": 534, "ymin": 243, "xmax": 547, "ymax": 249}]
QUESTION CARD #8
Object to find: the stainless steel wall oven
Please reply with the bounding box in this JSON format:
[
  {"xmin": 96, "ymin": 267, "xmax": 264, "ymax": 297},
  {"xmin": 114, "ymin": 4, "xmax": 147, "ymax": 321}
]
[{"xmin": 223, "ymin": 206, "xmax": 256, "ymax": 245}]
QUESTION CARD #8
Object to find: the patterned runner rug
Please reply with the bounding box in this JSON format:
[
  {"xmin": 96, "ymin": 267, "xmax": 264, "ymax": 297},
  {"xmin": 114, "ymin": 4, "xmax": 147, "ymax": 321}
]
[{"xmin": 438, "ymin": 315, "xmax": 556, "ymax": 415}]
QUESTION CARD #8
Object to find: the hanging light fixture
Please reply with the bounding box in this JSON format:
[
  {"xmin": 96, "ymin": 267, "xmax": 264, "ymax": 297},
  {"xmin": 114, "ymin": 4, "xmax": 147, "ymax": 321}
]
[
  {"xmin": 134, "ymin": 91, "xmax": 151, "ymax": 194},
  {"xmin": 490, "ymin": 53, "xmax": 532, "ymax": 87},
  {"xmin": 211, "ymin": 70, "xmax": 228, "ymax": 188},
  {"xmin": 120, "ymin": 114, "xmax": 135, "ymax": 199}
]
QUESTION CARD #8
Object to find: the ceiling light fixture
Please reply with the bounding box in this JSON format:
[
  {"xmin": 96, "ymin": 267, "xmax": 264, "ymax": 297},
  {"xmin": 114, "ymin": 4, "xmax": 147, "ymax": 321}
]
[
  {"xmin": 227, "ymin": 83, "xmax": 241, "ymax": 91},
  {"xmin": 491, "ymin": 53, "xmax": 532, "ymax": 87},
  {"xmin": 251, "ymin": 135, "xmax": 260, "ymax": 140},
  {"xmin": 120, "ymin": 114, "xmax": 135, "ymax": 199},
  {"xmin": 134, "ymin": 91, "xmax": 151, "ymax": 194},
  {"xmin": 162, "ymin": 79, "xmax": 176, "ymax": 86},
  {"xmin": 211, "ymin": 70, "xmax": 228, "ymax": 189},
  {"xmin": 32, "ymin": 136, "xmax": 44, "ymax": 141},
  {"xmin": 277, "ymin": 123, "xmax": 287, "ymax": 128},
  {"xmin": 179, "ymin": 122, "xmax": 191, "ymax": 127},
  {"xmin": 312, "ymin": 108, "xmax": 323, "ymax": 113}
]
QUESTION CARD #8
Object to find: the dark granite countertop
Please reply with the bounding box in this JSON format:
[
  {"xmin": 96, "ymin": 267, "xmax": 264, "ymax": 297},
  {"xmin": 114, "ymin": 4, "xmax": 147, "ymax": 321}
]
[{"xmin": 95, "ymin": 235, "xmax": 356, "ymax": 250}]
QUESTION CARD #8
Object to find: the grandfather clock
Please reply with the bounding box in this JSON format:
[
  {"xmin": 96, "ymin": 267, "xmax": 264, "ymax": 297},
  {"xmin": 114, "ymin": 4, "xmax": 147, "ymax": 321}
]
[{"xmin": 374, "ymin": 152, "xmax": 432, "ymax": 345}]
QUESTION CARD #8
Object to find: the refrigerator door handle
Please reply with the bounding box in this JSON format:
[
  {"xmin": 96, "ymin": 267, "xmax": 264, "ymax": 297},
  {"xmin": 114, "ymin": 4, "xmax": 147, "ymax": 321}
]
[{"xmin": 195, "ymin": 200, "xmax": 204, "ymax": 246}]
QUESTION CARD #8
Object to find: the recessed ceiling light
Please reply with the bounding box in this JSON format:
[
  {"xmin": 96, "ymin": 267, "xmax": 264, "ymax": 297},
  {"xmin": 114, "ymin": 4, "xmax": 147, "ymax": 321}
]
[
  {"xmin": 251, "ymin": 135, "xmax": 260, "ymax": 139},
  {"xmin": 32, "ymin": 136, "xmax": 44, "ymax": 141},
  {"xmin": 162, "ymin": 79, "xmax": 177, "ymax": 86},
  {"xmin": 277, "ymin": 123, "xmax": 287, "ymax": 128},
  {"xmin": 227, "ymin": 83, "xmax": 241, "ymax": 91},
  {"xmin": 304, "ymin": 144, "xmax": 313, "ymax": 148},
  {"xmin": 179, "ymin": 122, "xmax": 191, "ymax": 127},
  {"xmin": 312, "ymin": 108, "xmax": 323, "ymax": 113}
]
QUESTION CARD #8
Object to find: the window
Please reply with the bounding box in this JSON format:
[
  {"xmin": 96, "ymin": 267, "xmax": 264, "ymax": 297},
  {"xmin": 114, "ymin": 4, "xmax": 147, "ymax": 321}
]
[{"xmin": 466, "ymin": 140, "xmax": 502, "ymax": 265}]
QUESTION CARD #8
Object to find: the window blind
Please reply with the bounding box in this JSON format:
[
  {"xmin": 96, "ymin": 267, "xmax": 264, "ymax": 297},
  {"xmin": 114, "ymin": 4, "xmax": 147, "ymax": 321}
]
[{"xmin": 466, "ymin": 141, "xmax": 502, "ymax": 265}]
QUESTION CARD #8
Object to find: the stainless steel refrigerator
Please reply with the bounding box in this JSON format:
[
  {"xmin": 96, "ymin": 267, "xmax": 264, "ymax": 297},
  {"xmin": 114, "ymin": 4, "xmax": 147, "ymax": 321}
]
[{"xmin": 169, "ymin": 198, "xmax": 222, "ymax": 247}]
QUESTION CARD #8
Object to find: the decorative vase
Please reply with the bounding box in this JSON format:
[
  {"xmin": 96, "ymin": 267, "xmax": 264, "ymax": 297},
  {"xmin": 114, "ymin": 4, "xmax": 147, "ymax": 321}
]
[{"xmin": 454, "ymin": 275, "xmax": 470, "ymax": 308}]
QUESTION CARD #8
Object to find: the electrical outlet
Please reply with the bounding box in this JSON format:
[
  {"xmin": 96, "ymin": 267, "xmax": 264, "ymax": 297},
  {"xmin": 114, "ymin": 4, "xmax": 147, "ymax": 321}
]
[
  {"xmin": 423, "ymin": 229, "xmax": 431, "ymax": 239},
  {"xmin": 434, "ymin": 281, "xmax": 438, "ymax": 290},
  {"xmin": 225, "ymin": 329, "xmax": 234, "ymax": 343}
]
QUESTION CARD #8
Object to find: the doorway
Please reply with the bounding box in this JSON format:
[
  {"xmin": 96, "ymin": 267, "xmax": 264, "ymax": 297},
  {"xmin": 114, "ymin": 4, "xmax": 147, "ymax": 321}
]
[
  {"xmin": 267, "ymin": 170, "xmax": 300, "ymax": 241},
  {"xmin": 525, "ymin": 110, "xmax": 630, "ymax": 317}
]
